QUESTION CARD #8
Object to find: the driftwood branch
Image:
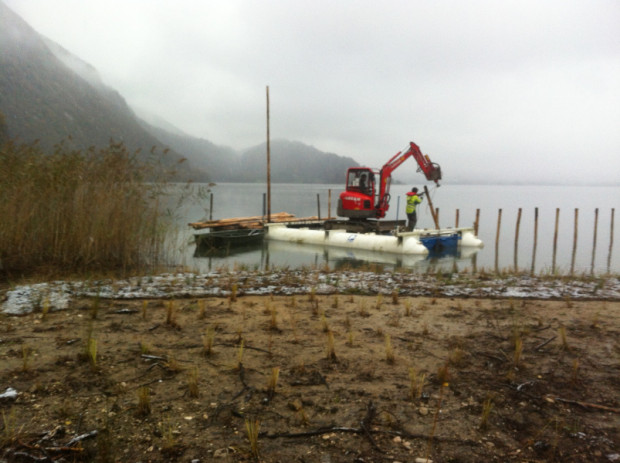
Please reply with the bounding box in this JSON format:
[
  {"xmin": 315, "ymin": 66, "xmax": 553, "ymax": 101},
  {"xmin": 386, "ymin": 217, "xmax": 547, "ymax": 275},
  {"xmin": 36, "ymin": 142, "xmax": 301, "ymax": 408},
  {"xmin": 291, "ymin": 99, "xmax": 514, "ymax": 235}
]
[
  {"xmin": 260, "ymin": 426, "xmax": 478, "ymax": 446},
  {"xmin": 66, "ymin": 429, "xmax": 98, "ymax": 446},
  {"xmin": 534, "ymin": 336, "xmax": 556, "ymax": 351},
  {"xmin": 260, "ymin": 400, "xmax": 478, "ymax": 450},
  {"xmin": 360, "ymin": 401, "xmax": 382, "ymax": 451},
  {"xmin": 553, "ymin": 397, "xmax": 620, "ymax": 413}
]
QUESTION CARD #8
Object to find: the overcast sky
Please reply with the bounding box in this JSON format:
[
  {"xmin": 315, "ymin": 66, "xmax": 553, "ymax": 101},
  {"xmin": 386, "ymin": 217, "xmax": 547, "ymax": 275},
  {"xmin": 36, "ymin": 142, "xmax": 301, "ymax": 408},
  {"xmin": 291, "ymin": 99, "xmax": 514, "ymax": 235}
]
[{"xmin": 5, "ymin": 0, "xmax": 620, "ymax": 184}]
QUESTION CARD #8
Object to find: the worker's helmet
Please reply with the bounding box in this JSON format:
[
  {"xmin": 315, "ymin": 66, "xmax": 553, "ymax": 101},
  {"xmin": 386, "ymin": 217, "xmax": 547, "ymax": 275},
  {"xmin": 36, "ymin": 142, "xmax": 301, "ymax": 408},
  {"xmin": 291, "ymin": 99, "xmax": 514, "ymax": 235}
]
[{"xmin": 411, "ymin": 187, "xmax": 418, "ymax": 193}]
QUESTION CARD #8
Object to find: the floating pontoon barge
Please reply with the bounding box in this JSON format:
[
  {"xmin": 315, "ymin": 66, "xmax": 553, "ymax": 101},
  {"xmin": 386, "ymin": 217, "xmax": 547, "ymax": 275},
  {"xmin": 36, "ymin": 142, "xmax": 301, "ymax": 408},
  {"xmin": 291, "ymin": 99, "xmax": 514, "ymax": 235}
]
[
  {"xmin": 265, "ymin": 223, "xmax": 482, "ymax": 256},
  {"xmin": 190, "ymin": 212, "xmax": 483, "ymax": 256}
]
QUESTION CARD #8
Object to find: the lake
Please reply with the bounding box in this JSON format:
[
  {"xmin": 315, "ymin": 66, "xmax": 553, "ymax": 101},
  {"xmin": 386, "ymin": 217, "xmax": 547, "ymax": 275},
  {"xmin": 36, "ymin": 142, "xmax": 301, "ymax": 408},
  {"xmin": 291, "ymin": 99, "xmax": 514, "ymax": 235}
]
[{"xmin": 169, "ymin": 183, "xmax": 619, "ymax": 276}]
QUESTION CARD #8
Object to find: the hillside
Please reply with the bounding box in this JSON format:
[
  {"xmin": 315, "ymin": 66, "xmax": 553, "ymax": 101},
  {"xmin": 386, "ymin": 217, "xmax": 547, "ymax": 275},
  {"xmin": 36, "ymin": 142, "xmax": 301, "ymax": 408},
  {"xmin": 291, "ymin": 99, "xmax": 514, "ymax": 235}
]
[
  {"xmin": 140, "ymin": 121, "xmax": 241, "ymax": 182},
  {"xmin": 0, "ymin": 4, "xmax": 145, "ymax": 151},
  {"xmin": 146, "ymin": 121, "xmax": 360, "ymax": 183},
  {"xmin": 0, "ymin": 2, "xmax": 359, "ymax": 183},
  {"xmin": 238, "ymin": 139, "xmax": 358, "ymax": 184}
]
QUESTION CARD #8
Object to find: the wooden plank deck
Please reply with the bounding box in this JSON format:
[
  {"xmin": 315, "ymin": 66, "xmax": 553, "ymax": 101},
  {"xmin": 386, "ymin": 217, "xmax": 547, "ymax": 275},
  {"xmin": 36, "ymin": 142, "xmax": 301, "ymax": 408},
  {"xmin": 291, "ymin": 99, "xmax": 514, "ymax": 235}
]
[{"xmin": 189, "ymin": 212, "xmax": 321, "ymax": 231}]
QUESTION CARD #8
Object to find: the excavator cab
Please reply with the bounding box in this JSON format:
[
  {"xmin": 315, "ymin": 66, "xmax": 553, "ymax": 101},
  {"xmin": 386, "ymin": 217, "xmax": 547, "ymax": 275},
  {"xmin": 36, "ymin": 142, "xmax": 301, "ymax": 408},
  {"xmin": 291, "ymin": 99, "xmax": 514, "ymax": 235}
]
[
  {"xmin": 346, "ymin": 169, "xmax": 375, "ymax": 196},
  {"xmin": 337, "ymin": 168, "xmax": 379, "ymax": 219}
]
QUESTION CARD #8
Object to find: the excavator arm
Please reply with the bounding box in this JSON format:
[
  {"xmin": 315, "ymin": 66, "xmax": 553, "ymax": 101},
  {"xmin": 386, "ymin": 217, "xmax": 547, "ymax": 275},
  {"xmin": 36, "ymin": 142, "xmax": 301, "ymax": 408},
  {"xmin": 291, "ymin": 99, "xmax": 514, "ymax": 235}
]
[
  {"xmin": 372, "ymin": 141, "xmax": 441, "ymax": 218},
  {"xmin": 381, "ymin": 142, "xmax": 442, "ymax": 185}
]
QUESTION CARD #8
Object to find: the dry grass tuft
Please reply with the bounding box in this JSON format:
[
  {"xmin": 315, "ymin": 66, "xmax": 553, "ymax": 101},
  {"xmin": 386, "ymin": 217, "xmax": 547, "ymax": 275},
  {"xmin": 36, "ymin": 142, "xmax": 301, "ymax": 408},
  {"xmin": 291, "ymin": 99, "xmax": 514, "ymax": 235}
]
[
  {"xmin": 559, "ymin": 325, "xmax": 569, "ymax": 350},
  {"xmin": 408, "ymin": 367, "xmax": 426, "ymax": 400},
  {"xmin": 266, "ymin": 367, "xmax": 280, "ymax": 398},
  {"xmin": 245, "ymin": 418, "xmax": 261, "ymax": 460},
  {"xmin": 187, "ymin": 367, "xmax": 199, "ymax": 398},
  {"xmin": 385, "ymin": 334, "xmax": 395, "ymax": 364},
  {"xmin": 135, "ymin": 387, "xmax": 151, "ymax": 417},
  {"xmin": 326, "ymin": 331, "xmax": 337, "ymax": 361},
  {"xmin": 202, "ymin": 325, "xmax": 216, "ymax": 356},
  {"xmin": 479, "ymin": 395, "xmax": 494, "ymax": 430}
]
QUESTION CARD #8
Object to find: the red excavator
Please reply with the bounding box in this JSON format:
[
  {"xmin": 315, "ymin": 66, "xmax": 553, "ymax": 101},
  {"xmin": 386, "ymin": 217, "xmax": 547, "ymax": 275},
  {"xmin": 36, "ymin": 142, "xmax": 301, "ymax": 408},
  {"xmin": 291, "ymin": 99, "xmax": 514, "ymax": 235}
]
[{"xmin": 330, "ymin": 141, "xmax": 441, "ymax": 231}]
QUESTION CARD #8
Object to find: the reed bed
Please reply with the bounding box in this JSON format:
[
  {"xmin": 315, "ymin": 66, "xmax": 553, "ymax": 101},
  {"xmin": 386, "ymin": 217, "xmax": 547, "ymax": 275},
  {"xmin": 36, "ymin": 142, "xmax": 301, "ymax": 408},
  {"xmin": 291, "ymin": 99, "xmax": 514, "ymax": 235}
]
[{"xmin": 0, "ymin": 140, "xmax": 174, "ymax": 278}]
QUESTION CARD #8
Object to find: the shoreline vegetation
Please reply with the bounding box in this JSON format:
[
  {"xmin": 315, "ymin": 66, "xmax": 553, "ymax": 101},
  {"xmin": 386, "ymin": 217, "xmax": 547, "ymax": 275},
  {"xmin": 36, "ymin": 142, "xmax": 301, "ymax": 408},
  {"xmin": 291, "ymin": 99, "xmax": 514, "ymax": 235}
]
[{"xmin": 0, "ymin": 140, "xmax": 182, "ymax": 281}]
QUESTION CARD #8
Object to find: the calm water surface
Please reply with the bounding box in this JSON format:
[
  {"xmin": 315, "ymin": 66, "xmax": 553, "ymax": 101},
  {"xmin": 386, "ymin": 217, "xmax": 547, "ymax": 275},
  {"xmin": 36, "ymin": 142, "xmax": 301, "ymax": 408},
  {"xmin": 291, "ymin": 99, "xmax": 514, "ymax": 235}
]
[{"xmin": 169, "ymin": 183, "xmax": 618, "ymax": 275}]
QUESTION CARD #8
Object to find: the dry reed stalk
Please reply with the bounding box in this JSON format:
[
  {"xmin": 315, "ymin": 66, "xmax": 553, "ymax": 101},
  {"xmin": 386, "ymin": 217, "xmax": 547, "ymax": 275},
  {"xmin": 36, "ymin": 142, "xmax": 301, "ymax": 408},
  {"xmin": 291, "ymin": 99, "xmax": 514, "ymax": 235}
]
[
  {"xmin": 346, "ymin": 329, "xmax": 354, "ymax": 347},
  {"xmin": 136, "ymin": 387, "xmax": 151, "ymax": 417},
  {"xmin": 385, "ymin": 334, "xmax": 395, "ymax": 364},
  {"xmin": 559, "ymin": 325, "xmax": 569, "ymax": 350},
  {"xmin": 269, "ymin": 306, "xmax": 278, "ymax": 330},
  {"xmin": 21, "ymin": 345, "xmax": 33, "ymax": 372},
  {"xmin": 236, "ymin": 340, "xmax": 245, "ymax": 369},
  {"xmin": 404, "ymin": 300, "xmax": 412, "ymax": 316},
  {"xmin": 408, "ymin": 367, "xmax": 426, "ymax": 400},
  {"xmin": 245, "ymin": 418, "xmax": 260, "ymax": 460},
  {"xmin": 165, "ymin": 301, "xmax": 177, "ymax": 326},
  {"xmin": 480, "ymin": 395, "xmax": 494, "ymax": 430},
  {"xmin": 197, "ymin": 299, "xmax": 206, "ymax": 319},
  {"xmin": 0, "ymin": 140, "xmax": 174, "ymax": 276},
  {"xmin": 267, "ymin": 367, "xmax": 280, "ymax": 398},
  {"xmin": 187, "ymin": 367, "xmax": 199, "ymax": 398},
  {"xmin": 320, "ymin": 310, "xmax": 329, "ymax": 332},
  {"xmin": 203, "ymin": 326, "xmax": 215, "ymax": 356},
  {"xmin": 514, "ymin": 336, "xmax": 523, "ymax": 367},
  {"xmin": 326, "ymin": 331, "xmax": 337, "ymax": 361},
  {"xmin": 571, "ymin": 358, "xmax": 580, "ymax": 384}
]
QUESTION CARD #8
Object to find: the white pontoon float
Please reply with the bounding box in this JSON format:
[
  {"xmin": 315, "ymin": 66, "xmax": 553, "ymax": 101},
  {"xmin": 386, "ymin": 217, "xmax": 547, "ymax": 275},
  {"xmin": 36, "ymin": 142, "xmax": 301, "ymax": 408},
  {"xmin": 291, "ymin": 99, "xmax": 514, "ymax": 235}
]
[{"xmin": 266, "ymin": 224, "xmax": 483, "ymax": 256}]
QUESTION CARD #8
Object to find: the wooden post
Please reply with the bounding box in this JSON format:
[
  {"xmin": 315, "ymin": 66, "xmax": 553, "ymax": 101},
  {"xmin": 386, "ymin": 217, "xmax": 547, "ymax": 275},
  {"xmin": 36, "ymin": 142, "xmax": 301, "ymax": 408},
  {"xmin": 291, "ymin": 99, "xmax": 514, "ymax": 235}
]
[
  {"xmin": 455, "ymin": 209, "xmax": 460, "ymax": 228},
  {"xmin": 209, "ymin": 193, "xmax": 213, "ymax": 221},
  {"xmin": 608, "ymin": 208, "xmax": 615, "ymax": 274},
  {"xmin": 423, "ymin": 186, "xmax": 439, "ymax": 229},
  {"xmin": 531, "ymin": 207, "xmax": 538, "ymax": 275},
  {"xmin": 266, "ymin": 86, "xmax": 271, "ymax": 223},
  {"xmin": 495, "ymin": 208, "xmax": 502, "ymax": 273},
  {"xmin": 591, "ymin": 208, "xmax": 599, "ymax": 275},
  {"xmin": 328, "ymin": 189, "xmax": 332, "ymax": 219},
  {"xmin": 552, "ymin": 208, "xmax": 560, "ymax": 274},
  {"xmin": 514, "ymin": 208, "xmax": 522, "ymax": 272},
  {"xmin": 316, "ymin": 194, "xmax": 321, "ymax": 220},
  {"xmin": 472, "ymin": 209, "xmax": 479, "ymax": 273},
  {"xmin": 570, "ymin": 208, "xmax": 579, "ymax": 275},
  {"xmin": 436, "ymin": 208, "xmax": 440, "ymax": 226}
]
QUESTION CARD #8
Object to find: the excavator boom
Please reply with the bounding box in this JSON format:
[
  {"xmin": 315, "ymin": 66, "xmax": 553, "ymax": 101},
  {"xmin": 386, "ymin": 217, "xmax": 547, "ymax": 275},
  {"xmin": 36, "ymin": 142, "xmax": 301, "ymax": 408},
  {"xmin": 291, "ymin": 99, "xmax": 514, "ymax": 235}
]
[{"xmin": 382, "ymin": 142, "xmax": 441, "ymax": 184}]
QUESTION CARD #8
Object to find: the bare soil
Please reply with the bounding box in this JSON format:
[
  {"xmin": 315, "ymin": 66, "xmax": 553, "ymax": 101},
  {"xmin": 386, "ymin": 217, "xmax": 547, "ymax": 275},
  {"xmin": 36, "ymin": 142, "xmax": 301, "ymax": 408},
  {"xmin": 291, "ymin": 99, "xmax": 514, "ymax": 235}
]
[{"xmin": 1, "ymin": 292, "xmax": 619, "ymax": 462}]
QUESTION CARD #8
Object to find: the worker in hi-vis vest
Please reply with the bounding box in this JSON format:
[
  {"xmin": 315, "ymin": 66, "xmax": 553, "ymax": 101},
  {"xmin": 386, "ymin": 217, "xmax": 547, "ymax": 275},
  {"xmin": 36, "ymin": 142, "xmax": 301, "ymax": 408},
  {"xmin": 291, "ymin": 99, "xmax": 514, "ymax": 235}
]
[{"xmin": 406, "ymin": 187, "xmax": 424, "ymax": 231}]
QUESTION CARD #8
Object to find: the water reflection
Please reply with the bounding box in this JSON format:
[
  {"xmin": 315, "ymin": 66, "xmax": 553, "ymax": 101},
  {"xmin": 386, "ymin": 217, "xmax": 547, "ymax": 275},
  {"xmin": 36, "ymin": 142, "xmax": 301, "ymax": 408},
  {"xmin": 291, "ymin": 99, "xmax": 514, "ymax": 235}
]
[{"xmin": 192, "ymin": 238, "xmax": 480, "ymax": 273}]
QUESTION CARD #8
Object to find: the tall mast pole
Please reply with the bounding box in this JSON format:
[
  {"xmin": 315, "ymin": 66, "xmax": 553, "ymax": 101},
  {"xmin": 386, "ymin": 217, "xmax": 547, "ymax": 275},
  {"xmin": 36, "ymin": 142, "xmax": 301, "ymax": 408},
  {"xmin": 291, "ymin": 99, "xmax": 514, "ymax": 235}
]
[{"xmin": 266, "ymin": 85, "xmax": 271, "ymax": 223}]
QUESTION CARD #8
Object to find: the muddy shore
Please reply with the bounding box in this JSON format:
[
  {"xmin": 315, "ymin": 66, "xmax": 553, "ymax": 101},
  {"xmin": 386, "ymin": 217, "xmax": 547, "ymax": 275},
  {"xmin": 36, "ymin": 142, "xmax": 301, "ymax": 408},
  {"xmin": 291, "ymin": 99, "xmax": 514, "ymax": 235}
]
[{"xmin": 1, "ymin": 270, "xmax": 619, "ymax": 462}]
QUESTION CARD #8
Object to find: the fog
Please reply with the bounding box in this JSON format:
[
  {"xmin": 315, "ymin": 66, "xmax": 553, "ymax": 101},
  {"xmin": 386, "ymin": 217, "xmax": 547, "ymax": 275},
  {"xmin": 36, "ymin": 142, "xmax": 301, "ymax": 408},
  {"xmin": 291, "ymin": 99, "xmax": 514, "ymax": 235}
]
[{"xmin": 4, "ymin": 0, "xmax": 620, "ymax": 184}]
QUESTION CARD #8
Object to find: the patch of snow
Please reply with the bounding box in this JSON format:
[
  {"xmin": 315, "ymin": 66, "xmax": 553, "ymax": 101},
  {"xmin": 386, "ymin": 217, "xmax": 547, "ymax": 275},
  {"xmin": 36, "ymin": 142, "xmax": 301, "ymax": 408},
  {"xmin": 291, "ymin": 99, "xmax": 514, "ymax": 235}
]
[
  {"xmin": 0, "ymin": 387, "xmax": 17, "ymax": 400},
  {"xmin": 2, "ymin": 283, "xmax": 70, "ymax": 315},
  {"xmin": 2, "ymin": 272, "xmax": 619, "ymax": 315}
]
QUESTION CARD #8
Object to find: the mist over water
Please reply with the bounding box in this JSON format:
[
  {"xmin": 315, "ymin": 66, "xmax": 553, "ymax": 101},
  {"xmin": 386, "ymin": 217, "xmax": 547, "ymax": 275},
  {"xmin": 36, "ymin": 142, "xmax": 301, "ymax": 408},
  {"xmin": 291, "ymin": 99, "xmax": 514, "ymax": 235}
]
[{"xmin": 171, "ymin": 184, "xmax": 619, "ymax": 275}]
